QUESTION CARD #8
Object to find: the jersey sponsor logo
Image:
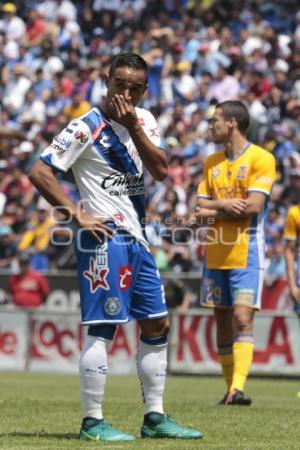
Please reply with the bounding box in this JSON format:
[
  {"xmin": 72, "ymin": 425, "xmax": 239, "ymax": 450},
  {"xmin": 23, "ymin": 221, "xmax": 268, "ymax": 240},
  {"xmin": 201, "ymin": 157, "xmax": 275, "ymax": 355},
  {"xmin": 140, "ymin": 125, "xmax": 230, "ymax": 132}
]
[
  {"xmin": 101, "ymin": 171, "xmax": 144, "ymax": 196},
  {"xmin": 104, "ymin": 296, "xmax": 121, "ymax": 316},
  {"xmin": 83, "ymin": 243, "xmax": 110, "ymax": 293},
  {"xmin": 53, "ymin": 134, "xmax": 72, "ymax": 150},
  {"xmin": 215, "ymin": 186, "xmax": 247, "ymax": 198},
  {"xmin": 237, "ymin": 166, "xmax": 248, "ymax": 180},
  {"xmin": 75, "ymin": 130, "xmax": 89, "ymax": 144},
  {"xmin": 50, "ymin": 143, "xmax": 70, "ymax": 158},
  {"xmin": 119, "ymin": 265, "xmax": 132, "ymax": 290},
  {"xmin": 101, "ymin": 172, "xmax": 143, "ymax": 189}
]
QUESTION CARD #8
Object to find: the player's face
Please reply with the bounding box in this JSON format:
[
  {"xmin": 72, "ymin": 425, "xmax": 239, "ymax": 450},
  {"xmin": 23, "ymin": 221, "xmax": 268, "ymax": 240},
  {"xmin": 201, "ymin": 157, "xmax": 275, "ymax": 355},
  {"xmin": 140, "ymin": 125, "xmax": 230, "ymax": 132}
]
[
  {"xmin": 105, "ymin": 67, "xmax": 147, "ymax": 107},
  {"xmin": 209, "ymin": 107, "xmax": 232, "ymax": 144}
]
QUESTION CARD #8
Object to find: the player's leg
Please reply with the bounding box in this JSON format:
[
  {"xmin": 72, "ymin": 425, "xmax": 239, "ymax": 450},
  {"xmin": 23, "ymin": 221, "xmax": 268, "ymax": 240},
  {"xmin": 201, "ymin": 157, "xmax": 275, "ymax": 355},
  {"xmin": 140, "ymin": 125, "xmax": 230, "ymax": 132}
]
[
  {"xmin": 79, "ymin": 325, "xmax": 116, "ymax": 421},
  {"xmin": 132, "ymin": 246, "xmax": 203, "ymax": 439},
  {"xmin": 225, "ymin": 267, "xmax": 263, "ymax": 405},
  {"xmin": 76, "ymin": 229, "xmax": 136, "ymax": 441},
  {"xmin": 79, "ymin": 325, "xmax": 136, "ymax": 441},
  {"xmin": 214, "ymin": 308, "xmax": 234, "ymax": 400},
  {"xmin": 229, "ymin": 305, "xmax": 255, "ymax": 400},
  {"xmin": 137, "ymin": 317, "xmax": 169, "ymax": 416},
  {"xmin": 201, "ymin": 269, "xmax": 233, "ymax": 400}
]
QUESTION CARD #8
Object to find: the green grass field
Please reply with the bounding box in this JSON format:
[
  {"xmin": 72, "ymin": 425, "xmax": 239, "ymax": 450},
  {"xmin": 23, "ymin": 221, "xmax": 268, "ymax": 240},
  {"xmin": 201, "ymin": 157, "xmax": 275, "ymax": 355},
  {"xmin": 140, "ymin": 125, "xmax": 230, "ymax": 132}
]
[{"xmin": 0, "ymin": 373, "xmax": 300, "ymax": 449}]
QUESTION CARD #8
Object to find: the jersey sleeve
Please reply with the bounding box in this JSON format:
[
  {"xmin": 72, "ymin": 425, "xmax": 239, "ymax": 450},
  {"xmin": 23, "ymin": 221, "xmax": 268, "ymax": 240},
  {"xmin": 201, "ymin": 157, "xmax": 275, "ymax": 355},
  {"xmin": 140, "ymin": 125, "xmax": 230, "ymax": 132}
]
[
  {"xmin": 247, "ymin": 151, "xmax": 276, "ymax": 196},
  {"xmin": 197, "ymin": 159, "xmax": 212, "ymax": 199},
  {"xmin": 40, "ymin": 119, "xmax": 92, "ymax": 172},
  {"xmin": 284, "ymin": 208, "xmax": 298, "ymax": 240},
  {"xmin": 140, "ymin": 110, "xmax": 162, "ymax": 148}
]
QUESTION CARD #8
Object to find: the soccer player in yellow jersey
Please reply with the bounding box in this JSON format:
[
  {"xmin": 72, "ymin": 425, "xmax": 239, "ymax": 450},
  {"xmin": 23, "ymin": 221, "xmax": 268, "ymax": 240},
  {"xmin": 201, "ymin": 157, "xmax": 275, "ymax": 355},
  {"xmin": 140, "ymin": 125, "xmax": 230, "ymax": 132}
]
[
  {"xmin": 194, "ymin": 101, "xmax": 276, "ymax": 405},
  {"xmin": 284, "ymin": 205, "xmax": 300, "ymax": 314}
]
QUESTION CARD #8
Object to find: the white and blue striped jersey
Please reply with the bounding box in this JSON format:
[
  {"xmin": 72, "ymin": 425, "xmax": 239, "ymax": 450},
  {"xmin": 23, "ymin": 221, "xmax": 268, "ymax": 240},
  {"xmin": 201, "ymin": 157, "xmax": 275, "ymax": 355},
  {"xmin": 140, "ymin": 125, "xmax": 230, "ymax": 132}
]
[{"xmin": 40, "ymin": 106, "xmax": 162, "ymax": 248}]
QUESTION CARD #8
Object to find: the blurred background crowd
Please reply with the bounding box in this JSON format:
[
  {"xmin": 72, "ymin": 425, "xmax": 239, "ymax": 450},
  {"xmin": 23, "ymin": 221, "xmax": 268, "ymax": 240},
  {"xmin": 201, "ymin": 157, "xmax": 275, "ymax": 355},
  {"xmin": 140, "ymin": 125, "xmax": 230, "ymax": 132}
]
[{"xmin": 0, "ymin": 0, "xmax": 299, "ymax": 291}]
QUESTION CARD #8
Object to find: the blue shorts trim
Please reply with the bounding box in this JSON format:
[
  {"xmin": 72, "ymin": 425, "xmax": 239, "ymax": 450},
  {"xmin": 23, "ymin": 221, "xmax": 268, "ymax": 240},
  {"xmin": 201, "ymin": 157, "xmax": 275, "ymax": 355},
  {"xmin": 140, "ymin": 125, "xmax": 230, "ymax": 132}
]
[
  {"xmin": 200, "ymin": 267, "xmax": 264, "ymax": 309},
  {"xmin": 75, "ymin": 229, "xmax": 167, "ymax": 324}
]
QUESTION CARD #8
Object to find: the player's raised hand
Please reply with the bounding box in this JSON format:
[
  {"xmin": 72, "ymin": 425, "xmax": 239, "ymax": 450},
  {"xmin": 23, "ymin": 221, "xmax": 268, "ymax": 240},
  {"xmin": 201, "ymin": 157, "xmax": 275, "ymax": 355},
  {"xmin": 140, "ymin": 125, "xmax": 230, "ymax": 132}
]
[
  {"xmin": 110, "ymin": 93, "xmax": 138, "ymax": 128},
  {"xmin": 221, "ymin": 199, "xmax": 247, "ymax": 216},
  {"xmin": 73, "ymin": 210, "xmax": 115, "ymax": 242}
]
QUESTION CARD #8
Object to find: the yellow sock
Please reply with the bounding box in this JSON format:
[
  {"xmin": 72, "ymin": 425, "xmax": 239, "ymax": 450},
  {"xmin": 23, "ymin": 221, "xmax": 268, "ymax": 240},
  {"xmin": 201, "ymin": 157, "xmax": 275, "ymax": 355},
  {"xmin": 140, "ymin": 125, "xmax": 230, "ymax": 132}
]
[
  {"xmin": 230, "ymin": 342, "xmax": 254, "ymax": 393},
  {"xmin": 218, "ymin": 354, "xmax": 234, "ymax": 391}
]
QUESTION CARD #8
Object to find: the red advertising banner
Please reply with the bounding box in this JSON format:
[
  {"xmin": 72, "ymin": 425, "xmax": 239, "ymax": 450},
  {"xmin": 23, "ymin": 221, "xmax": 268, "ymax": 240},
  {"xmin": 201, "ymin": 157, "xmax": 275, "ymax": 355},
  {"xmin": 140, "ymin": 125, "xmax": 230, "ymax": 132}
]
[
  {"xmin": 0, "ymin": 311, "xmax": 29, "ymax": 370},
  {"xmin": 169, "ymin": 311, "xmax": 300, "ymax": 375},
  {"xmin": 1, "ymin": 309, "xmax": 300, "ymax": 375}
]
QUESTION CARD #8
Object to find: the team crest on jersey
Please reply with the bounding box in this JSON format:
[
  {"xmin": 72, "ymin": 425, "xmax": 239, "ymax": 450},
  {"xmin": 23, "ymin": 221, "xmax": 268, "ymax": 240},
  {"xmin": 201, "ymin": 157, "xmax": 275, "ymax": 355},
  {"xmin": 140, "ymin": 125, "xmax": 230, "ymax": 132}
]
[
  {"xmin": 119, "ymin": 265, "xmax": 132, "ymax": 291},
  {"xmin": 75, "ymin": 130, "xmax": 88, "ymax": 144},
  {"xmin": 237, "ymin": 166, "xmax": 248, "ymax": 180},
  {"xmin": 212, "ymin": 168, "xmax": 220, "ymax": 179},
  {"xmin": 104, "ymin": 297, "xmax": 121, "ymax": 316},
  {"xmin": 83, "ymin": 243, "xmax": 110, "ymax": 293}
]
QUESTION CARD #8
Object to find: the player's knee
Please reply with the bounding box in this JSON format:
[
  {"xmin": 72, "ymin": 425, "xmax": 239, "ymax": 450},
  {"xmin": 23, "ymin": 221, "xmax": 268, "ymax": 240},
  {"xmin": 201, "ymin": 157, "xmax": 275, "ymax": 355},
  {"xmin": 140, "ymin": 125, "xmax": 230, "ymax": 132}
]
[
  {"xmin": 139, "ymin": 317, "xmax": 170, "ymax": 338},
  {"xmin": 149, "ymin": 318, "xmax": 170, "ymax": 337},
  {"xmin": 157, "ymin": 318, "xmax": 170, "ymax": 336},
  {"xmin": 234, "ymin": 313, "xmax": 252, "ymax": 334}
]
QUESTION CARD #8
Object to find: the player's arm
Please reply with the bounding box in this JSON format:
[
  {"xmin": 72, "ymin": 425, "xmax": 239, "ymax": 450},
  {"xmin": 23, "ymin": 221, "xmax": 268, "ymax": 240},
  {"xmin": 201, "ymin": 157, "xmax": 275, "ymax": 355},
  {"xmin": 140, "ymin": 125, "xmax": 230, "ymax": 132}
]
[
  {"xmin": 196, "ymin": 151, "xmax": 277, "ymax": 221},
  {"xmin": 29, "ymin": 118, "xmax": 115, "ymax": 241},
  {"xmin": 193, "ymin": 156, "xmax": 247, "ymax": 223},
  {"xmin": 127, "ymin": 120, "xmax": 168, "ymax": 181},
  {"xmin": 109, "ymin": 94, "xmax": 168, "ymax": 181},
  {"xmin": 239, "ymin": 151, "xmax": 276, "ymax": 218},
  {"xmin": 29, "ymin": 160, "xmax": 78, "ymax": 220},
  {"xmin": 196, "ymin": 197, "xmax": 247, "ymax": 217},
  {"xmin": 29, "ymin": 161, "xmax": 114, "ymax": 241}
]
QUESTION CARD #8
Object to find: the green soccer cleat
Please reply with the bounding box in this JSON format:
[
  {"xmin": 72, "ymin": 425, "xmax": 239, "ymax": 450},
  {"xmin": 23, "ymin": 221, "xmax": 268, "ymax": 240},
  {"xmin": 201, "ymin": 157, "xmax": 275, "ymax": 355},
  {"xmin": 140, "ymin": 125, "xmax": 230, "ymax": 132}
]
[
  {"xmin": 79, "ymin": 418, "xmax": 135, "ymax": 442},
  {"xmin": 141, "ymin": 413, "xmax": 203, "ymax": 439}
]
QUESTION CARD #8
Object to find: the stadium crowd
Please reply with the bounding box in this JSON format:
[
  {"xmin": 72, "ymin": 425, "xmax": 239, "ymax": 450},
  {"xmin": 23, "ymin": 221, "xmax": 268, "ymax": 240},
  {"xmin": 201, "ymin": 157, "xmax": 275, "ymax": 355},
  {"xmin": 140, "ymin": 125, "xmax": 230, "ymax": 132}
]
[{"xmin": 0, "ymin": 0, "xmax": 299, "ymax": 280}]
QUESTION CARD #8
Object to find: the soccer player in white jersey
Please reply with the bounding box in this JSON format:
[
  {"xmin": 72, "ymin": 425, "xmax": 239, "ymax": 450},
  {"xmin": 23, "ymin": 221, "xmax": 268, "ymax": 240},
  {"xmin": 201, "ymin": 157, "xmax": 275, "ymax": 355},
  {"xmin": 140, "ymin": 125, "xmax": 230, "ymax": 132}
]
[{"xmin": 29, "ymin": 53, "xmax": 202, "ymax": 442}]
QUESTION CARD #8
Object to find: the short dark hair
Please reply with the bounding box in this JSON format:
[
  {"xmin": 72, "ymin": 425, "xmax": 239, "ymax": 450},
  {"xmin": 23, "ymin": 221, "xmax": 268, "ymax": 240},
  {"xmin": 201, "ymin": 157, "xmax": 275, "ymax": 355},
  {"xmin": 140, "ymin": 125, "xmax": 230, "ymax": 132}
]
[
  {"xmin": 109, "ymin": 53, "xmax": 148, "ymax": 82},
  {"xmin": 217, "ymin": 100, "xmax": 250, "ymax": 134}
]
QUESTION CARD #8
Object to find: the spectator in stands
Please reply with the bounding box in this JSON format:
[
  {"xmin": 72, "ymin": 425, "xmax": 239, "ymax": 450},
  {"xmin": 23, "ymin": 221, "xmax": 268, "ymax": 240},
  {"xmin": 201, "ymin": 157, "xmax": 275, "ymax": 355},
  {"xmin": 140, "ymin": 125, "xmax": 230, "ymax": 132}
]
[
  {"xmin": 8, "ymin": 252, "xmax": 49, "ymax": 308},
  {"xmin": 265, "ymin": 243, "xmax": 287, "ymax": 287},
  {"xmin": 19, "ymin": 208, "xmax": 55, "ymax": 271},
  {"xmin": 63, "ymin": 88, "xmax": 91, "ymax": 120},
  {"xmin": 0, "ymin": 0, "xmax": 299, "ymax": 280},
  {"xmin": 0, "ymin": 224, "xmax": 17, "ymax": 269},
  {"xmin": 0, "ymin": 2, "xmax": 26, "ymax": 42}
]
